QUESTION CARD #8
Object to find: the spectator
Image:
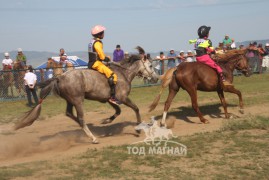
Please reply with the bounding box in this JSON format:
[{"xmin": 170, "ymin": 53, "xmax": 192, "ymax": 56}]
[
  {"xmin": 59, "ymin": 48, "xmax": 67, "ymax": 63},
  {"xmin": 222, "ymin": 35, "xmax": 232, "ymax": 49},
  {"xmin": 167, "ymin": 49, "xmax": 177, "ymax": 69},
  {"xmin": 262, "ymin": 43, "xmax": 269, "ymax": 70},
  {"xmin": 16, "ymin": 48, "xmax": 27, "ymax": 67},
  {"xmin": 0, "ymin": 71, "xmax": 3, "ymax": 97},
  {"xmin": 264, "ymin": 43, "xmax": 269, "ymax": 55},
  {"xmin": 24, "ymin": 65, "xmax": 38, "ymax": 107},
  {"xmin": 186, "ymin": 50, "xmax": 195, "ymax": 62},
  {"xmin": 177, "ymin": 50, "xmax": 186, "ymax": 65},
  {"xmin": 146, "ymin": 53, "xmax": 152, "ymax": 61},
  {"xmin": 155, "ymin": 52, "xmax": 166, "ymax": 75},
  {"xmin": 257, "ymin": 43, "xmax": 265, "ymax": 73},
  {"xmin": 2, "ymin": 52, "xmax": 13, "ymax": 70},
  {"xmin": 247, "ymin": 42, "xmax": 260, "ymax": 73},
  {"xmin": 239, "ymin": 44, "xmax": 244, "ymax": 49},
  {"xmin": 113, "ymin": 44, "xmax": 124, "ymax": 62},
  {"xmin": 124, "ymin": 51, "xmax": 129, "ymax": 59},
  {"xmin": 231, "ymin": 38, "xmax": 236, "ymax": 49}
]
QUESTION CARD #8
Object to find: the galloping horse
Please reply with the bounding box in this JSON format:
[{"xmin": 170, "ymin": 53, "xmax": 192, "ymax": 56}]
[
  {"xmin": 46, "ymin": 58, "xmax": 74, "ymax": 77},
  {"xmin": 149, "ymin": 49, "xmax": 250, "ymax": 126},
  {"xmin": 2, "ymin": 65, "xmax": 14, "ymax": 97},
  {"xmin": 14, "ymin": 46, "xmax": 159, "ymax": 144},
  {"xmin": 13, "ymin": 61, "xmax": 27, "ymax": 96}
]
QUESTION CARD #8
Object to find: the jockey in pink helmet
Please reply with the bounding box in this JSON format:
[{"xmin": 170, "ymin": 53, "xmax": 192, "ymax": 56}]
[
  {"xmin": 88, "ymin": 25, "xmax": 120, "ymax": 105},
  {"xmin": 189, "ymin": 25, "xmax": 233, "ymax": 87}
]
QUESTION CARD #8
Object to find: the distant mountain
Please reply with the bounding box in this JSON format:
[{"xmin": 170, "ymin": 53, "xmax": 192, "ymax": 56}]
[
  {"xmin": 236, "ymin": 39, "xmax": 269, "ymax": 47},
  {"xmin": 2, "ymin": 38, "xmax": 268, "ymax": 68}
]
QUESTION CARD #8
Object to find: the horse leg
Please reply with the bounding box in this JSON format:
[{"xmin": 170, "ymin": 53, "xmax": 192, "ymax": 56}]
[
  {"xmin": 187, "ymin": 88, "xmax": 209, "ymax": 124},
  {"xmin": 217, "ymin": 90, "xmax": 229, "ymax": 118},
  {"xmin": 160, "ymin": 87, "xmax": 179, "ymax": 127},
  {"xmin": 121, "ymin": 97, "xmax": 141, "ymax": 124},
  {"xmin": 223, "ymin": 86, "xmax": 244, "ymax": 114},
  {"xmin": 65, "ymin": 101, "xmax": 80, "ymax": 124},
  {"xmin": 74, "ymin": 102, "xmax": 98, "ymax": 144},
  {"xmin": 101, "ymin": 101, "xmax": 121, "ymax": 124}
]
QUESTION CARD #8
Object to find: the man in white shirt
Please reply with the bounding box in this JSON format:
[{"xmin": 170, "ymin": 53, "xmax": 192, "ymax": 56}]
[
  {"xmin": 24, "ymin": 65, "xmax": 39, "ymax": 107},
  {"xmin": 2, "ymin": 52, "xmax": 13, "ymax": 69}
]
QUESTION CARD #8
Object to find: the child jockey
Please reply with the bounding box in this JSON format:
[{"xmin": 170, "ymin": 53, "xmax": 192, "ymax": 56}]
[
  {"xmin": 88, "ymin": 25, "xmax": 120, "ymax": 105},
  {"xmin": 189, "ymin": 25, "xmax": 233, "ymax": 87}
]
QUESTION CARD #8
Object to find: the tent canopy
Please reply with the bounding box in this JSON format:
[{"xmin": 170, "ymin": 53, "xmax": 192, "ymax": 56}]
[{"xmin": 36, "ymin": 56, "xmax": 88, "ymax": 69}]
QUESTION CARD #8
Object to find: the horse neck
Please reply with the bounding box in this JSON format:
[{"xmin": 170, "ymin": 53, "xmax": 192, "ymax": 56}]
[
  {"xmin": 219, "ymin": 56, "xmax": 240, "ymax": 81},
  {"xmin": 115, "ymin": 62, "xmax": 140, "ymax": 82}
]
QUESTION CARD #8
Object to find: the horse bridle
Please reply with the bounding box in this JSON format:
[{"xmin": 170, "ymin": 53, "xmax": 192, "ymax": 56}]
[
  {"xmin": 139, "ymin": 59, "xmax": 155, "ymax": 79},
  {"xmin": 234, "ymin": 54, "xmax": 249, "ymax": 72}
]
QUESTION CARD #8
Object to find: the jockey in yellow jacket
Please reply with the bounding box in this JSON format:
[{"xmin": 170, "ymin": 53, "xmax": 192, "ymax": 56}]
[{"xmin": 88, "ymin": 25, "xmax": 119, "ymax": 104}]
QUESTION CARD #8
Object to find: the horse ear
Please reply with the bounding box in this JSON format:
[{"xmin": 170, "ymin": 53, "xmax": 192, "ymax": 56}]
[{"xmin": 135, "ymin": 46, "xmax": 145, "ymax": 55}]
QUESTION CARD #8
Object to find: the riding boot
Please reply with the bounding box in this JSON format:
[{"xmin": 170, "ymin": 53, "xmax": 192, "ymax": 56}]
[
  {"xmin": 108, "ymin": 75, "xmax": 121, "ymax": 105},
  {"xmin": 220, "ymin": 72, "xmax": 233, "ymax": 87},
  {"xmin": 108, "ymin": 74, "xmax": 116, "ymax": 97}
]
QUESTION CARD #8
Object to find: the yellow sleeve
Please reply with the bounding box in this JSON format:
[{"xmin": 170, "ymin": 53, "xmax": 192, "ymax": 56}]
[
  {"xmin": 94, "ymin": 41, "xmax": 106, "ymax": 60},
  {"xmin": 189, "ymin": 39, "xmax": 197, "ymax": 44}
]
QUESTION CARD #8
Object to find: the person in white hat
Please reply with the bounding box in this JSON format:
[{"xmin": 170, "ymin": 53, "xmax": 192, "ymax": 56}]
[
  {"xmin": 16, "ymin": 48, "xmax": 27, "ymax": 67},
  {"xmin": 186, "ymin": 50, "xmax": 195, "ymax": 62},
  {"xmin": 2, "ymin": 52, "xmax": 13, "ymax": 69},
  {"xmin": 178, "ymin": 50, "xmax": 186, "ymax": 65}
]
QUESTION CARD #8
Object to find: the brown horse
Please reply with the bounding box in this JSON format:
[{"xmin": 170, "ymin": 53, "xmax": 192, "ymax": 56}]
[
  {"xmin": 13, "ymin": 61, "xmax": 27, "ymax": 96},
  {"xmin": 14, "ymin": 46, "xmax": 159, "ymax": 144},
  {"xmin": 46, "ymin": 58, "xmax": 74, "ymax": 77},
  {"xmin": 149, "ymin": 49, "xmax": 250, "ymax": 126}
]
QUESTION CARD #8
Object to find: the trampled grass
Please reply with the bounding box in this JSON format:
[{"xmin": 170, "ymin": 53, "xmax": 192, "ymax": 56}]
[{"xmin": 0, "ymin": 115, "xmax": 269, "ymax": 179}]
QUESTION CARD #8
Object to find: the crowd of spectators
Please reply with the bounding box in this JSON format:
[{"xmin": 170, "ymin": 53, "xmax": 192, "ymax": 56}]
[{"xmin": 151, "ymin": 34, "xmax": 269, "ymax": 75}]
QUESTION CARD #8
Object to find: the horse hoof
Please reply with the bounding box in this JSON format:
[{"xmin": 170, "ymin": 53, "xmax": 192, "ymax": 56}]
[
  {"xmin": 239, "ymin": 109, "xmax": 244, "ymax": 114},
  {"xmin": 202, "ymin": 120, "xmax": 210, "ymax": 124},
  {"xmin": 92, "ymin": 139, "xmax": 99, "ymax": 144}
]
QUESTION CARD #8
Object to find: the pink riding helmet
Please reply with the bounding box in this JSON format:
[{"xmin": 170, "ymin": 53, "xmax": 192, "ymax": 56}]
[{"xmin": 91, "ymin": 25, "xmax": 106, "ymax": 35}]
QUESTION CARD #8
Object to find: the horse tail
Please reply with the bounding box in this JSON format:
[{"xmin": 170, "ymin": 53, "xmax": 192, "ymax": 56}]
[
  {"xmin": 14, "ymin": 78, "xmax": 59, "ymax": 130},
  {"xmin": 148, "ymin": 67, "xmax": 177, "ymax": 112}
]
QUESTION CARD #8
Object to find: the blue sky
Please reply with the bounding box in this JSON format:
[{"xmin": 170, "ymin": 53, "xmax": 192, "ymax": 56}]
[{"xmin": 0, "ymin": 0, "xmax": 268, "ymax": 53}]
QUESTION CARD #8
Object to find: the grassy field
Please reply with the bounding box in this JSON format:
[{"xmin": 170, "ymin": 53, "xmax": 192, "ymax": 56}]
[
  {"xmin": 0, "ymin": 73, "xmax": 268, "ymax": 124},
  {"xmin": 0, "ymin": 74, "xmax": 269, "ymax": 179},
  {"xmin": 0, "ymin": 116, "xmax": 268, "ymax": 179}
]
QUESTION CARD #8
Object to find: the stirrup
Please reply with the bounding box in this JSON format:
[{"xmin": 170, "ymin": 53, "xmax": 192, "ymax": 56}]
[{"xmin": 222, "ymin": 81, "xmax": 233, "ymax": 87}]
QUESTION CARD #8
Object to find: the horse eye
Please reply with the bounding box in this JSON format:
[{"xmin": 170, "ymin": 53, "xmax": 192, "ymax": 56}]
[{"xmin": 149, "ymin": 65, "xmax": 153, "ymax": 68}]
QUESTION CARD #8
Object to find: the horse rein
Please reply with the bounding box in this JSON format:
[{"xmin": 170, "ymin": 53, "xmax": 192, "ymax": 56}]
[
  {"xmin": 234, "ymin": 55, "xmax": 249, "ymax": 72},
  {"xmin": 139, "ymin": 59, "xmax": 155, "ymax": 79}
]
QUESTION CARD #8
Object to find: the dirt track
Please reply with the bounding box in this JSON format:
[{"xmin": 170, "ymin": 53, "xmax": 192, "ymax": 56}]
[{"xmin": 0, "ymin": 101, "xmax": 268, "ymax": 167}]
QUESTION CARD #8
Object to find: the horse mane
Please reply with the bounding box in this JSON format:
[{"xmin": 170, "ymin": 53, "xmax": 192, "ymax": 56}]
[
  {"xmin": 118, "ymin": 46, "xmax": 144, "ymax": 66},
  {"xmin": 214, "ymin": 49, "xmax": 247, "ymax": 62}
]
